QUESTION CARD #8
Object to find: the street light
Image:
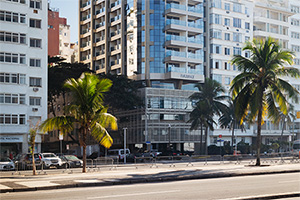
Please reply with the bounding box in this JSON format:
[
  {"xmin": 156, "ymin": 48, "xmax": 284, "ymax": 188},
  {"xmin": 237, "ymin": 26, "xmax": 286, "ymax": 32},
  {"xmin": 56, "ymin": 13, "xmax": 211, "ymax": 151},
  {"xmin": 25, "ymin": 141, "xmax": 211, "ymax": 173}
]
[{"xmin": 168, "ymin": 124, "xmax": 171, "ymax": 151}]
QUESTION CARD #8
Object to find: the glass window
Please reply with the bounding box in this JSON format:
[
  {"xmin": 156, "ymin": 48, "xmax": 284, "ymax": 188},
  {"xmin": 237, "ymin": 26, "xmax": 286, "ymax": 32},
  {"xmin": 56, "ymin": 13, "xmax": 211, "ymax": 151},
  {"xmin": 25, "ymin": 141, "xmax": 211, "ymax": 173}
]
[
  {"xmin": 225, "ymin": 33, "xmax": 230, "ymax": 41},
  {"xmin": 233, "ymin": 18, "xmax": 241, "ymax": 28},
  {"xmin": 19, "ymin": 94, "xmax": 25, "ymax": 104},
  {"xmin": 224, "ymin": 18, "xmax": 230, "ymax": 26},
  {"xmin": 20, "ymin": 34, "xmax": 26, "ymax": 44},
  {"xmin": 20, "ymin": 54, "xmax": 26, "ymax": 64},
  {"xmin": 233, "ymin": 3, "xmax": 242, "ymax": 13},
  {"xmin": 19, "ymin": 114, "xmax": 25, "ymax": 124},
  {"xmin": 19, "ymin": 74, "xmax": 26, "ymax": 84},
  {"xmin": 225, "ymin": 3, "xmax": 230, "ymax": 11}
]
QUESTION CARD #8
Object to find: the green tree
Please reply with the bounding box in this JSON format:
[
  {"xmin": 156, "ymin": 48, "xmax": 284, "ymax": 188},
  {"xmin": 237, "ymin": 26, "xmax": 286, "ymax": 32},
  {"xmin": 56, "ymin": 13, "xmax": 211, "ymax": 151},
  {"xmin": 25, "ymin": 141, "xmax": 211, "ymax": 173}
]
[
  {"xmin": 40, "ymin": 73, "xmax": 118, "ymax": 172},
  {"xmin": 28, "ymin": 121, "xmax": 41, "ymax": 175},
  {"xmin": 231, "ymin": 37, "xmax": 300, "ymax": 166},
  {"xmin": 99, "ymin": 74, "xmax": 144, "ymax": 113},
  {"xmin": 189, "ymin": 78, "xmax": 229, "ymax": 155},
  {"xmin": 219, "ymin": 99, "xmax": 245, "ymax": 154}
]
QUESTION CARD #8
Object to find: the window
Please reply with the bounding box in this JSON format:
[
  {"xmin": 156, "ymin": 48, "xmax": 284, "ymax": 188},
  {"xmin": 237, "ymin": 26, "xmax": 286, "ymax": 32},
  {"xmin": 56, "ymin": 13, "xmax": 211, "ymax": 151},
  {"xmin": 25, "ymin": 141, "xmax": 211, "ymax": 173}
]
[
  {"xmin": 29, "ymin": 77, "xmax": 41, "ymax": 87},
  {"xmin": 245, "ymin": 7, "xmax": 249, "ymax": 15},
  {"xmin": 294, "ymin": 59, "xmax": 300, "ymax": 65},
  {"xmin": 0, "ymin": 93, "xmax": 25, "ymax": 104},
  {"xmin": 210, "ymin": 29, "xmax": 222, "ymax": 39},
  {"xmin": 0, "ymin": 52, "xmax": 26, "ymax": 64},
  {"xmin": 291, "ymin": 32, "xmax": 300, "ymax": 39},
  {"xmin": 245, "ymin": 36, "xmax": 250, "ymax": 41},
  {"xmin": 29, "ymin": 18, "xmax": 41, "ymax": 28},
  {"xmin": 291, "ymin": 5, "xmax": 299, "ymax": 13},
  {"xmin": 29, "ymin": 58, "xmax": 41, "ymax": 67},
  {"xmin": 291, "ymin": 19, "xmax": 300, "ymax": 26},
  {"xmin": 292, "ymin": 45, "xmax": 300, "ymax": 52},
  {"xmin": 0, "ymin": 114, "xmax": 26, "ymax": 125},
  {"xmin": 5, "ymin": 0, "xmax": 26, "ymax": 3},
  {"xmin": 245, "ymin": 51, "xmax": 250, "ymax": 58},
  {"xmin": 225, "ymin": 3, "xmax": 230, "ymax": 11},
  {"xmin": 30, "ymin": 0, "xmax": 41, "ymax": 9},
  {"xmin": 0, "ymin": 73, "xmax": 26, "ymax": 84},
  {"xmin": 233, "ymin": 33, "xmax": 242, "ymax": 42},
  {"xmin": 224, "ymin": 62, "xmax": 230, "ymax": 70},
  {"xmin": 245, "ymin": 22, "xmax": 250, "ymax": 30},
  {"xmin": 224, "ymin": 47, "xmax": 230, "ymax": 55},
  {"xmin": 225, "ymin": 77, "xmax": 231, "ymax": 85},
  {"xmin": 211, "ymin": 0, "xmax": 221, "ymax": 8},
  {"xmin": 0, "ymin": 11, "xmax": 26, "ymax": 24},
  {"xmin": 224, "ymin": 33, "xmax": 230, "ymax": 41},
  {"xmin": 233, "ymin": 3, "xmax": 241, "ymax": 13},
  {"xmin": 233, "ymin": 47, "xmax": 241, "ymax": 55},
  {"xmin": 233, "ymin": 18, "xmax": 241, "ymax": 28},
  {"xmin": 210, "ymin": 44, "xmax": 221, "ymax": 54},
  {"xmin": 30, "ymin": 38, "xmax": 41, "ymax": 48},
  {"xmin": 212, "ymin": 74, "xmax": 222, "ymax": 83},
  {"xmin": 29, "ymin": 97, "xmax": 41, "ymax": 106},
  {"xmin": 224, "ymin": 18, "xmax": 230, "ymax": 26},
  {"xmin": 210, "ymin": 14, "xmax": 221, "ymax": 24}
]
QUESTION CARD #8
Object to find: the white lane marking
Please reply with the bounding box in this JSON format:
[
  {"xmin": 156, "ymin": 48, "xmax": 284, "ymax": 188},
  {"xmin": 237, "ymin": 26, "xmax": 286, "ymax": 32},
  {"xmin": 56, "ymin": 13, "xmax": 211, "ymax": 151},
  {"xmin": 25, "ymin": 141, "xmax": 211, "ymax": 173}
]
[
  {"xmin": 87, "ymin": 190, "xmax": 181, "ymax": 199},
  {"xmin": 218, "ymin": 192, "xmax": 300, "ymax": 200},
  {"xmin": 278, "ymin": 180, "xmax": 300, "ymax": 184}
]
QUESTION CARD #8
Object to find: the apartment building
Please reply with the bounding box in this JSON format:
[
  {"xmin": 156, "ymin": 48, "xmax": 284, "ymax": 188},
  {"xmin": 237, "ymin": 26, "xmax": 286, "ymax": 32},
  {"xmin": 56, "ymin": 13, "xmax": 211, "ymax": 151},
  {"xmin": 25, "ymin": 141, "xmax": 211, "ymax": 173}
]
[
  {"xmin": 0, "ymin": 0, "xmax": 48, "ymax": 156},
  {"xmin": 79, "ymin": 0, "xmax": 205, "ymax": 152}
]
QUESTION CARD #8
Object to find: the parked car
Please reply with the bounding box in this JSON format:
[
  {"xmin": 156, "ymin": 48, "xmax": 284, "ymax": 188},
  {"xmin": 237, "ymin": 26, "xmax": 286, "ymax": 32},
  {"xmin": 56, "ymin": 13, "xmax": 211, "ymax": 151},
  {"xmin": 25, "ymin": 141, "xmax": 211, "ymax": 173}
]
[
  {"xmin": 107, "ymin": 149, "xmax": 134, "ymax": 162},
  {"xmin": 40, "ymin": 153, "xmax": 63, "ymax": 169},
  {"xmin": 14, "ymin": 153, "xmax": 42, "ymax": 170},
  {"xmin": 59, "ymin": 155, "xmax": 83, "ymax": 168},
  {"xmin": 0, "ymin": 157, "xmax": 15, "ymax": 170}
]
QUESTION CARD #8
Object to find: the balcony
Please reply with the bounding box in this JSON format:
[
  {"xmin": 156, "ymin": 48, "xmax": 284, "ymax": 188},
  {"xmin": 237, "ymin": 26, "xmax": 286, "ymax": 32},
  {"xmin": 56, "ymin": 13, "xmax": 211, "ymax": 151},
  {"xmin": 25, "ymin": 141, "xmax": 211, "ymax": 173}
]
[
  {"xmin": 188, "ymin": 6, "xmax": 203, "ymax": 14},
  {"xmin": 167, "ymin": 66, "xmax": 203, "ymax": 75},
  {"xmin": 81, "ymin": 14, "xmax": 91, "ymax": 21},
  {"xmin": 166, "ymin": 19, "xmax": 186, "ymax": 26},
  {"xmin": 166, "ymin": 51, "xmax": 186, "ymax": 58},
  {"xmin": 81, "ymin": 54, "xmax": 91, "ymax": 61},
  {"xmin": 95, "ymin": 22, "xmax": 105, "ymax": 29},
  {"xmin": 81, "ymin": 28, "xmax": 90, "ymax": 35},
  {"xmin": 95, "ymin": 36, "xmax": 105, "ymax": 43},
  {"xmin": 95, "ymin": 8, "xmax": 105, "ymax": 15},
  {"xmin": 81, "ymin": 41, "xmax": 90, "ymax": 48},
  {"xmin": 111, "ymin": 0, "xmax": 120, "ymax": 8},
  {"xmin": 110, "ymin": 30, "xmax": 120, "ymax": 38},
  {"xmin": 166, "ymin": 35, "xmax": 186, "ymax": 42},
  {"xmin": 166, "ymin": 3, "xmax": 186, "ymax": 11},
  {"xmin": 188, "ymin": 22, "xmax": 202, "ymax": 29},
  {"xmin": 81, "ymin": 1, "xmax": 90, "ymax": 8}
]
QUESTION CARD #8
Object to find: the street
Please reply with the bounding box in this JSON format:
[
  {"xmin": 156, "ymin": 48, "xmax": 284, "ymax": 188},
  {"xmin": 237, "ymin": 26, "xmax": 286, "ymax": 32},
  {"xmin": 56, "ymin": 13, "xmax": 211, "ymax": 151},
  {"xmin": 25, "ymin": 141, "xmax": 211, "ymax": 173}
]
[{"xmin": 1, "ymin": 173, "xmax": 299, "ymax": 200}]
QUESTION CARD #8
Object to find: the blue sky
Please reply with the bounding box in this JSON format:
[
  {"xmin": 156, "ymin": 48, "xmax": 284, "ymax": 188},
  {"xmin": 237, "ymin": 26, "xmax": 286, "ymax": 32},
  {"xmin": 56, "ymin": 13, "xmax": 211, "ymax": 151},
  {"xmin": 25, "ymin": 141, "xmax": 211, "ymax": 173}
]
[{"xmin": 49, "ymin": 0, "xmax": 79, "ymax": 43}]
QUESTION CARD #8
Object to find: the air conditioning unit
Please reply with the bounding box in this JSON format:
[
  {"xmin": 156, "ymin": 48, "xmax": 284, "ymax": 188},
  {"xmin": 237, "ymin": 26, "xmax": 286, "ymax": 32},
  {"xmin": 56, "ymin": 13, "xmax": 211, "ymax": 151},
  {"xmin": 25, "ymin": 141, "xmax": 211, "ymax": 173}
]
[
  {"xmin": 32, "ymin": 108, "xmax": 38, "ymax": 112},
  {"xmin": 247, "ymin": 15, "xmax": 249, "ymax": 17},
  {"xmin": 33, "ymin": 87, "xmax": 39, "ymax": 92},
  {"xmin": 33, "ymin": 9, "xmax": 38, "ymax": 14},
  {"xmin": 226, "ymin": 11, "xmax": 230, "ymax": 14}
]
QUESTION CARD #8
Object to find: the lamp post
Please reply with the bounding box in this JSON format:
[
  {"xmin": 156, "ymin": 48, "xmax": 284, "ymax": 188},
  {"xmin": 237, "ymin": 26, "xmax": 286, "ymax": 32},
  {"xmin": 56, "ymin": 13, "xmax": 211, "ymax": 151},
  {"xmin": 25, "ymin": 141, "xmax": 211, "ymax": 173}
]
[
  {"xmin": 168, "ymin": 124, "xmax": 171, "ymax": 151},
  {"xmin": 123, "ymin": 128, "xmax": 127, "ymax": 164}
]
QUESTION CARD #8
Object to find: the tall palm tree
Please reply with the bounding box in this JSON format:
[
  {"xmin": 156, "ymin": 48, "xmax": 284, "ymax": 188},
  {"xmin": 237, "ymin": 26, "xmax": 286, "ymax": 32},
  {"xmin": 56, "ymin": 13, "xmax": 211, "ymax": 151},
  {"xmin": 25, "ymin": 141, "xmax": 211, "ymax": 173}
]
[
  {"xmin": 231, "ymin": 37, "xmax": 300, "ymax": 166},
  {"xmin": 279, "ymin": 105, "xmax": 296, "ymax": 152},
  {"xmin": 189, "ymin": 101, "xmax": 215, "ymax": 154},
  {"xmin": 189, "ymin": 78, "xmax": 229, "ymax": 154},
  {"xmin": 40, "ymin": 73, "xmax": 118, "ymax": 172}
]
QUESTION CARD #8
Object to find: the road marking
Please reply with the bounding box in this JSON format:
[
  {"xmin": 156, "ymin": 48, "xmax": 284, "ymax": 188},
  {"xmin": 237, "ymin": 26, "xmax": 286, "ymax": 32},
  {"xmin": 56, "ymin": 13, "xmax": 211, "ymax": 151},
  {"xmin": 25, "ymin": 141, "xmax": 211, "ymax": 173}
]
[
  {"xmin": 87, "ymin": 190, "xmax": 181, "ymax": 199},
  {"xmin": 218, "ymin": 192, "xmax": 300, "ymax": 200},
  {"xmin": 278, "ymin": 180, "xmax": 300, "ymax": 184}
]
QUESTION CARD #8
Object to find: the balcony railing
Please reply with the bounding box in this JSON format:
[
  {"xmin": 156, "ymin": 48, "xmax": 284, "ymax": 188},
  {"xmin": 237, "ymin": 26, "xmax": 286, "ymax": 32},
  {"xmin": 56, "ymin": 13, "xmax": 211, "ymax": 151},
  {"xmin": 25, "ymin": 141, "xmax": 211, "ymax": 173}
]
[
  {"xmin": 81, "ymin": 54, "xmax": 91, "ymax": 61},
  {"xmin": 111, "ymin": 0, "xmax": 120, "ymax": 8},
  {"xmin": 110, "ymin": 59, "xmax": 120, "ymax": 66},
  {"xmin": 188, "ymin": 37, "xmax": 203, "ymax": 44},
  {"xmin": 81, "ymin": 41, "xmax": 90, "ymax": 48},
  {"xmin": 111, "ymin": 15, "xmax": 121, "ymax": 22},
  {"xmin": 166, "ymin": 51, "xmax": 186, "ymax": 57},
  {"xmin": 166, "ymin": 35, "xmax": 186, "ymax": 42},
  {"xmin": 166, "ymin": 19, "xmax": 186, "ymax": 26},
  {"xmin": 95, "ymin": 36, "xmax": 105, "ymax": 43},
  {"xmin": 81, "ymin": 28, "xmax": 90, "ymax": 34},
  {"xmin": 167, "ymin": 66, "xmax": 203, "ymax": 74},
  {"xmin": 81, "ymin": 1, "xmax": 90, "ymax": 8},
  {"xmin": 81, "ymin": 14, "xmax": 91, "ymax": 21},
  {"xmin": 95, "ymin": 22, "xmax": 105, "ymax": 29},
  {"xmin": 188, "ymin": 6, "xmax": 203, "ymax": 14},
  {"xmin": 188, "ymin": 52, "xmax": 202, "ymax": 60},
  {"xmin": 188, "ymin": 22, "xmax": 203, "ymax": 29},
  {"xmin": 166, "ymin": 3, "xmax": 186, "ymax": 11},
  {"xmin": 95, "ymin": 8, "xmax": 105, "ymax": 15},
  {"xmin": 110, "ymin": 30, "xmax": 120, "ymax": 37}
]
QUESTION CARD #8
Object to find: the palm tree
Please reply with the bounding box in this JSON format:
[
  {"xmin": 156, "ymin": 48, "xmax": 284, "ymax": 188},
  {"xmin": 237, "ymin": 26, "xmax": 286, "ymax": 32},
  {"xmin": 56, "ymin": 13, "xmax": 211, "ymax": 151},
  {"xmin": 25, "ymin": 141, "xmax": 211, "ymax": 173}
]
[
  {"xmin": 189, "ymin": 78, "xmax": 229, "ymax": 155},
  {"xmin": 40, "ymin": 73, "xmax": 118, "ymax": 172},
  {"xmin": 279, "ymin": 105, "xmax": 296, "ymax": 152},
  {"xmin": 189, "ymin": 101, "xmax": 215, "ymax": 154},
  {"xmin": 219, "ymin": 99, "xmax": 245, "ymax": 154},
  {"xmin": 231, "ymin": 37, "xmax": 300, "ymax": 166}
]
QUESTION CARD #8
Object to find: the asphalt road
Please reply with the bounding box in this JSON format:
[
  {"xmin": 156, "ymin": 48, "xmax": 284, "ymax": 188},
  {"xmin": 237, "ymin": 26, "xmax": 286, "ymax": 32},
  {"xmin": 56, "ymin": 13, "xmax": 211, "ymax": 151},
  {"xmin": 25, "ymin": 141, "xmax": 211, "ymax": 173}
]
[{"xmin": 1, "ymin": 173, "xmax": 300, "ymax": 200}]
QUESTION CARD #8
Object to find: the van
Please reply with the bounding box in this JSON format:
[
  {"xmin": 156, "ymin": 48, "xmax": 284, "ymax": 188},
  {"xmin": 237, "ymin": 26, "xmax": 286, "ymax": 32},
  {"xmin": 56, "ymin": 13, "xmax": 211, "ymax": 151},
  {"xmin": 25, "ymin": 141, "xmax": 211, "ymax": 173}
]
[{"xmin": 107, "ymin": 149, "xmax": 130, "ymax": 160}]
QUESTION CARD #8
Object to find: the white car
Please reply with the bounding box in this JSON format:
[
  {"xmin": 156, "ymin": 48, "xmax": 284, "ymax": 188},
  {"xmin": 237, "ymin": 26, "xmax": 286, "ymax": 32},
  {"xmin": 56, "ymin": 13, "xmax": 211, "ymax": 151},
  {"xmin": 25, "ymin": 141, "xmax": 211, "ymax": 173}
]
[
  {"xmin": 0, "ymin": 158, "xmax": 15, "ymax": 170},
  {"xmin": 40, "ymin": 153, "xmax": 63, "ymax": 168}
]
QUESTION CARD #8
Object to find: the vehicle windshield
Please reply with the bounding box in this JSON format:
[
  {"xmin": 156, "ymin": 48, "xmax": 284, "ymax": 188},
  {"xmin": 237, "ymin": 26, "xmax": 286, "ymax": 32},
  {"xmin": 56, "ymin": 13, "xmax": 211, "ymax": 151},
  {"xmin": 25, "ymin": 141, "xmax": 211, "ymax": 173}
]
[
  {"xmin": 65, "ymin": 155, "xmax": 79, "ymax": 160},
  {"xmin": 43, "ymin": 154, "xmax": 56, "ymax": 158},
  {"xmin": 293, "ymin": 144, "xmax": 300, "ymax": 150},
  {"xmin": 0, "ymin": 158, "xmax": 11, "ymax": 162}
]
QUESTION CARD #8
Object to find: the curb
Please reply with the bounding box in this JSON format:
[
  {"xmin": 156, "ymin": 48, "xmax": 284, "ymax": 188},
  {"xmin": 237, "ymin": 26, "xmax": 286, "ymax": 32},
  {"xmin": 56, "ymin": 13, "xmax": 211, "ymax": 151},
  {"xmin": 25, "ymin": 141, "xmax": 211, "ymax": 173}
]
[{"xmin": 1, "ymin": 169, "xmax": 300, "ymax": 193}]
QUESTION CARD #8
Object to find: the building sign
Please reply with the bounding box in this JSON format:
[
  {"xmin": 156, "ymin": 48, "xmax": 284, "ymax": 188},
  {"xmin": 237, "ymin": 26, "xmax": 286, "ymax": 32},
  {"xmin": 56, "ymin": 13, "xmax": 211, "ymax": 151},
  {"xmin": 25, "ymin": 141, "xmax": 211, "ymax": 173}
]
[
  {"xmin": 180, "ymin": 74, "xmax": 195, "ymax": 79},
  {"xmin": 297, "ymin": 111, "xmax": 300, "ymax": 119},
  {"xmin": 0, "ymin": 135, "xmax": 23, "ymax": 143}
]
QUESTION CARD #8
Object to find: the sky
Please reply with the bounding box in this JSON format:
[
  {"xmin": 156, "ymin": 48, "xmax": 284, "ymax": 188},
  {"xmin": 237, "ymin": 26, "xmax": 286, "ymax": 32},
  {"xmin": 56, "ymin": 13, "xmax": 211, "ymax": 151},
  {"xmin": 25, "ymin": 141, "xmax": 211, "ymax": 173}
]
[{"xmin": 49, "ymin": 0, "xmax": 79, "ymax": 43}]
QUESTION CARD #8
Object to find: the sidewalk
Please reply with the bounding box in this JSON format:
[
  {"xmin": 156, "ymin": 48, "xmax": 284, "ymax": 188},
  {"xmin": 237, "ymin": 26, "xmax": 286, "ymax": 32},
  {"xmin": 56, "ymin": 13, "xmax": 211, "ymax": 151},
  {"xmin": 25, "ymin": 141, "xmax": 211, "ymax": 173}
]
[{"xmin": 1, "ymin": 162, "xmax": 300, "ymax": 193}]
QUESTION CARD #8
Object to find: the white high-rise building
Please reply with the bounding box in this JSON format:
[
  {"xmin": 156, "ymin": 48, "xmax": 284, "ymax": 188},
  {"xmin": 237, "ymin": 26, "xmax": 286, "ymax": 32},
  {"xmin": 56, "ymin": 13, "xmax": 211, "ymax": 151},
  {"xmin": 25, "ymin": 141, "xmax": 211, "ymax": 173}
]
[{"xmin": 0, "ymin": 0, "xmax": 48, "ymax": 156}]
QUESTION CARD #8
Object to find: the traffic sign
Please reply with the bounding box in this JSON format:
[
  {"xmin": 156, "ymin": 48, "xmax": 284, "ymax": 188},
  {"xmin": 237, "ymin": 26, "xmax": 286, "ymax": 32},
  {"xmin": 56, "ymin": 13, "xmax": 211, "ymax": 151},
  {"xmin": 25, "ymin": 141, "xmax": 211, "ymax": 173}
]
[
  {"xmin": 217, "ymin": 139, "xmax": 224, "ymax": 142},
  {"xmin": 219, "ymin": 134, "xmax": 222, "ymax": 138},
  {"xmin": 146, "ymin": 141, "xmax": 151, "ymax": 144}
]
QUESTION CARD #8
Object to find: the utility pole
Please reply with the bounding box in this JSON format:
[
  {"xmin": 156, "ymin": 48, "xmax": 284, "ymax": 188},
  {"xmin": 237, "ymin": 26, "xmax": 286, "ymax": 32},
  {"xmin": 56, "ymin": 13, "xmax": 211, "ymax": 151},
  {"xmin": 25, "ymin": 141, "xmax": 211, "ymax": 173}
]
[{"xmin": 168, "ymin": 124, "xmax": 171, "ymax": 151}]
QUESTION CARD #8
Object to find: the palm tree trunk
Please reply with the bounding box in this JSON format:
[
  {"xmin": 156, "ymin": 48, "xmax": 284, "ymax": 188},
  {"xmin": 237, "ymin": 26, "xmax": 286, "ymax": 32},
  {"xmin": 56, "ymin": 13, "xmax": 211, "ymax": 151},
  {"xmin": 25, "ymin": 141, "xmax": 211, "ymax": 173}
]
[
  {"xmin": 256, "ymin": 108, "xmax": 263, "ymax": 166},
  {"xmin": 204, "ymin": 127, "xmax": 208, "ymax": 155},
  {"xmin": 31, "ymin": 143, "xmax": 36, "ymax": 175},
  {"xmin": 231, "ymin": 121, "xmax": 235, "ymax": 154},
  {"xmin": 82, "ymin": 128, "xmax": 87, "ymax": 173},
  {"xmin": 200, "ymin": 122, "xmax": 203, "ymax": 155}
]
